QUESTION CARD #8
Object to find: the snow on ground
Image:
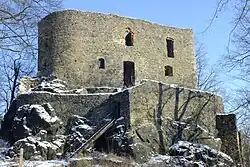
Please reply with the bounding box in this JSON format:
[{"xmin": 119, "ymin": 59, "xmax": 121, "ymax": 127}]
[
  {"xmin": 0, "ymin": 139, "xmax": 68, "ymax": 167},
  {"xmin": 0, "ymin": 160, "xmax": 68, "ymax": 167}
]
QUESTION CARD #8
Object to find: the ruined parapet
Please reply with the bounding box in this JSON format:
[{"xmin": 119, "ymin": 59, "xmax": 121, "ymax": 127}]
[
  {"xmin": 3, "ymin": 77, "xmax": 229, "ymax": 162},
  {"xmin": 216, "ymin": 114, "xmax": 242, "ymax": 165},
  {"xmin": 127, "ymin": 80, "xmax": 224, "ymax": 162},
  {"xmin": 38, "ymin": 10, "xmax": 197, "ymax": 89},
  {"xmin": 18, "ymin": 77, "xmax": 39, "ymax": 95}
]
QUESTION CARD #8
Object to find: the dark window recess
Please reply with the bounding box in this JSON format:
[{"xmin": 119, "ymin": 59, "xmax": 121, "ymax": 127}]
[
  {"xmin": 166, "ymin": 38, "xmax": 174, "ymax": 57},
  {"xmin": 165, "ymin": 66, "xmax": 173, "ymax": 76},
  {"xmin": 124, "ymin": 61, "xmax": 135, "ymax": 87},
  {"xmin": 125, "ymin": 27, "xmax": 134, "ymax": 46},
  {"xmin": 98, "ymin": 58, "xmax": 105, "ymax": 69}
]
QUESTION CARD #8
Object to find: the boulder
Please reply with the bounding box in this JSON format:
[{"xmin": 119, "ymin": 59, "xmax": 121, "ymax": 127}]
[
  {"xmin": 1, "ymin": 103, "xmax": 62, "ymax": 146},
  {"xmin": 12, "ymin": 119, "xmax": 32, "ymax": 142},
  {"xmin": 63, "ymin": 115, "xmax": 94, "ymax": 155},
  {"xmin": 65, "ymin": 115, "xmax": 94, "ymax": 136},
  {"xmin": 168, "ymin": 141, "xmax": 234, "ymax": 166},
  {"xmin": 42, "ymin": 103, "xmax": 56, "ymax": 117},
  {"xmin": 11, "ymin": 104, "xmax": 62, "ymax": 142},
  {"xmin": 27, "ymin": 104, "xmax": 62, "ymax": 135},
  {"xmin": 143, "ymin": 141, "xmax": 235, "ymax": 167},
  {"xmin": 165, "ymin": 119, "xmax": 221, "ymax": 151},
  {"xmin": 11, "ymin": 137, "xmax": 38, "ymax": 160},
  {"xmin": 10, "ymin": 135, "xmax": 65, "ymax": 160},
  {"xmin": 36, "ymin": 130, "xmax": 47, "ymax": 141}
]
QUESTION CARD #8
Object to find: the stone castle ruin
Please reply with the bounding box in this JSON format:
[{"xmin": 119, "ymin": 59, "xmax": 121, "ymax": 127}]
[
  {"xmin": 0, "ymin": 10, "xmax": 242, "ymax": 166},
  {"xmin": 38, "ymin": 10, "xmax": 197, "ymax": 88}
]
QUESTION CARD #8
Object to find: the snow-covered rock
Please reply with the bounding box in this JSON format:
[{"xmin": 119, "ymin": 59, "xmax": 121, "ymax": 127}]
[
  {"xmin": 10, "ymin": 104, "xmax": 63, "ymax": 142},
  {"xmin": 63, "ymin": 115, "xmax": 95, "ymax": 156},
  {"xmin": 0, "ymin": 160, "xmax": 68, "ymax": 167},
  {"xmin": 166, "ymin": 120, "xmax": 222, "ymax": 151},
  {"xmin": 9, "ymin": 135, "xmax": 65, "ymax": 160},
  {"xmin": 142, "ymin": 141, "xmax": 235, "ymax": 166},
  {"xmin": 168, "ymin": 141, "xmax": 234, "ymax": 167},
  {"xmin": 0, "ymin": 103, "xmax": 66, "ymax": 160},
  {"xmin": 31, "ymin": 78, "xmax": 68, "ymax": 93}
]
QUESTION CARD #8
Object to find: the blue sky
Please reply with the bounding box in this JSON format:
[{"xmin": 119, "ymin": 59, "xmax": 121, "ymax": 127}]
[{"xmin": 63, "ymin": 0, "xmax": 234, "ymax": 66}]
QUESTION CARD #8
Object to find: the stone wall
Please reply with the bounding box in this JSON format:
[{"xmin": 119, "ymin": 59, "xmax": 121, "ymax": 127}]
[
  {"xmin": 85, "ymin": 89, "xmax": 131, "ymax": 126},
  {"xmin": 130, "ymin": 80, "xmax": 223, "ymax": 133},
  {"xmin": 216, "ymin": 114, "xmax": 241, "ymax": 165},
  {"xmin": 4, "ymin": 78, "xmax": 235, "ymax": 164},
  {"xmin": 128, "ymin": 80, "xmax": 224, "ymax": 161},
  {"xmin": 18, "ymin": 77, "xmax": 39, "ymax": 95},
  {"xmin": 17, "ymin": 92, "xmax": 112, "ymax": 126},
  {"xmin": 16, "ymin": 90, "xmax": 130, "ymax": 129},
  {"xmin": 38, "ymin": 10, "xmax": 197, "ymax": 89}
]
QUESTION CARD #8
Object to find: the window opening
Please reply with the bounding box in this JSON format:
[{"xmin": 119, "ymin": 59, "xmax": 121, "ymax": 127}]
[
  {"xmin": 125, "ymin": 27, "xmax": 134, "ymax": 46},
  {"xmin": 166, "ymin": 38, "xmax": 174, "ymax": 57},
  {"xmin": 99, "ymin": 58, "xmax": 105, "ymax": 69},
  {"xmin": 123, "ymin": 61, "xmax": 135, "ymax": 87},
  {"xmin": 165, "ymin": 66, "xmax": 173, "ymax": 76}
]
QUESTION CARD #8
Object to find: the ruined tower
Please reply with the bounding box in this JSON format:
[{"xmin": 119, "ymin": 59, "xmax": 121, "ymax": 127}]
[
  {"xmin": 2, "ymin": 10, "xmax": 241, "ymax": 165},
  {"xmin": 38, "ymin": 10, "xmax": 197, "ymax": 88}
]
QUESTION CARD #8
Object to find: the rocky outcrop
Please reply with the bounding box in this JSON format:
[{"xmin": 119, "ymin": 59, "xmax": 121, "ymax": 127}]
[
  {"xmin": 8, "ymin": 135, "xmax": 65, "ymax": 160},
  {"xmin": 0, "ymin": 100, "xmax": 18, "ymax": 143},
  {"xmin": 0, "ymin": 103, "xmax": 65, "ymax": 160},
  {"xmin": 0, "ymin": 101, "xmax": 233, "ymax": 166},
  {"xmin": 1, "ymin": 103, "xmax": 100, "ymax": 160},
  {"xmin": 63, "ymin": 115, "xmax": 95, "ymax": 156},
  {"xmin": 0, "ymin": 78, "xmax": 236, "ymax": 165},
  {"xmin": 143, "ymin": 141, "xmax": 234, "ymax": 167},
  {"xmin": 0, "ymin": 102, "xmax": 63, "ymax": 144},
  {"xmin": 11, "ymin": 103, "xmax": 62, "ymax": 143},
  {"xmin": 132, "ymin": 120, "xmax": 222, "ymax": 163},
  {"xmin": 63, "ymin": 115, "xmax": 133, "ymax": 158}
]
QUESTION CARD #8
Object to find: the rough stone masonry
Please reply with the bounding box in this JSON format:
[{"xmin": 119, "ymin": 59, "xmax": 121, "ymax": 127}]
[
  {"xmin": 38, "ymin": 10, "xmax": 197, "ymax": 88},
  {"xmin": 0, "ymin": 10, "xmax": 242, "ymax": 166}
]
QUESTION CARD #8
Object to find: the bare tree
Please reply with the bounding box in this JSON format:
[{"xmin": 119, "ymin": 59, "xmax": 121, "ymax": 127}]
[
  {"xmin": 0, "ymin": 0, "xmax": 62, "ymax": 113},
  {"xmin": 195, "ymin": 42, "xmax": 221, "ymax": 93},
  {"xmin": 203, "ymin": 0, "xmax": 249, "ymax": 78},
  {"xmin": 240, "ymin": 127, "xmax": 250, "ymax": 167},
  {"xmin": 220, "ymin": 1, "xmax": 250, "ymax": 78},
  {"xmin": 207, "ymin": 1, "xmax": 250, "ymax": 165},
  {"xmin": 210, "ymin": 0, "xmax": 250, "ymax": 123}
]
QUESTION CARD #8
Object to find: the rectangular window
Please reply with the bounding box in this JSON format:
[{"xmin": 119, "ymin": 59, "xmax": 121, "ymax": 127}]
[
  {"xmin": 98, "ymin": 58, "xmax": 105, "ymax": 69},
  {"xmin": 165, "ymin": 66, "xmax": 173, "ymax": 76},
  {"xmin": 166, "ymin": 38, "xmax": 174, "ymax": 57}
]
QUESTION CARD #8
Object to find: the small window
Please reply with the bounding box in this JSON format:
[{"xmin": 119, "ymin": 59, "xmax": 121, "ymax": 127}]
[
  {"xmin": 125, "ymin": 27, "xmax": 134, "ymax": 46},
  {"xmin": 165, "ymin": 66, "xmax": 173, "ymax": 76},
  {"xmin": 98, "ymin": 58, "xmax": 105, "ymax": 69},
  {"xmin": 166, "ymin": 38, "xmax": 174, "ymax": 57}
]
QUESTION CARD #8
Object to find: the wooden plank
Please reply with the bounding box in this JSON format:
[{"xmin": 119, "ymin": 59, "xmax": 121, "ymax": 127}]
[{"xmin": 68, "ymin": 119, "xmax": 115, "ymax": 159}]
